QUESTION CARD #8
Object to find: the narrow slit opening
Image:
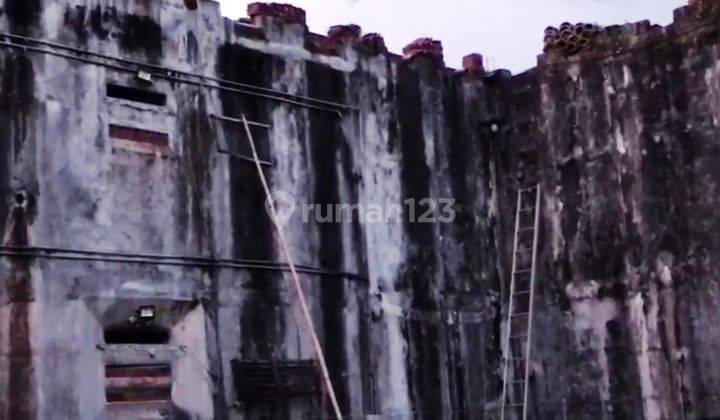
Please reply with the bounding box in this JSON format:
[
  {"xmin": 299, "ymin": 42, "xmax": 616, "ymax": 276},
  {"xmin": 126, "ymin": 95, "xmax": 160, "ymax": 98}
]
[
  {"xmin": 104, "ymin": 323, "xmax": 170, "ymax": 345},
  {"xmin": 107, "ymin": 83, "xmax": 167, "ymax": 106}
]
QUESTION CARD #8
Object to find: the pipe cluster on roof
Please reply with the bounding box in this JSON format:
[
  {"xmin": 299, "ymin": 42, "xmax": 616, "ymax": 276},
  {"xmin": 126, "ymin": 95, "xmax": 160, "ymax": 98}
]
[{"xmin": 543, "ymin": 22, "xmax": 604, "ymax": 57}]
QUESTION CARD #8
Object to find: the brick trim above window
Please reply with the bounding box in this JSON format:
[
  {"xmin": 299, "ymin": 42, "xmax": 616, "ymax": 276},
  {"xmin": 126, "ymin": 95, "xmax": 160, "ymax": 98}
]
[{"xmin": 109, "ymin": 124, "xmax": 169, "ymax": 148}]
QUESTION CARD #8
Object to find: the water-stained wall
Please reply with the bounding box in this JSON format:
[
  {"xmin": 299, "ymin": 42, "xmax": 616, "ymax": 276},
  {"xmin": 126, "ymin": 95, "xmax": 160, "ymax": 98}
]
[
  {"xmin": 491, "ymin": 7, "xmax": 720, "ymax": 419},
  {"xmin": 2, "ymin": 0, "xmax": 720, "ymax": 419}
]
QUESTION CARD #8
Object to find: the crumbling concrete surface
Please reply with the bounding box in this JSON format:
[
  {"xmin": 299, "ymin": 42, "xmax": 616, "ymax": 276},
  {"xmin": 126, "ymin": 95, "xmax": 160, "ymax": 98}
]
[{"xmin": 0, "ymin": 0, "xmax": 719, "ymax": 419}]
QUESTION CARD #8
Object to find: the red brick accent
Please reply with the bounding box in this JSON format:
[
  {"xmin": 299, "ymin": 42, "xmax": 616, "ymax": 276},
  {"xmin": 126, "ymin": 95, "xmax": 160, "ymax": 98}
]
[
  {"xmin": 105, "ymin": 364, "xmax": 172, "ymax": 404},
  {"xmin": 462, "ymin": 54, "xmax": 485, "ymax": 74},
  {"xmin": 109, "ymin": 125, "xmax": 169, "ymax": 148},
  {"xmin": 328, "ymin": 25, "xmax": 361, "ymax": 41},
  {"xmin": 403, "ymin": 38, "xmax": 444, "ymax": 64},
  {"xmin": 247, "ymin": 3, "xmax": 306, "ymax": 25}
]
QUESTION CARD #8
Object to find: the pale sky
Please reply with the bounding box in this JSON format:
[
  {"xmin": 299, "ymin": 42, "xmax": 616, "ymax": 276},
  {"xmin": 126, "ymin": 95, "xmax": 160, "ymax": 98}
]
[{"xmin": 218, "ymin": 0, "xmax": 686, "ymax": 73}]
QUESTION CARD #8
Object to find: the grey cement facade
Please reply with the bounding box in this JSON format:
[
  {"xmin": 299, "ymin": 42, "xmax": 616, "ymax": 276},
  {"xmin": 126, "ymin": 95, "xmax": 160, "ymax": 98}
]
[{"xmin": 1, "ymin": 0, "xmax": 720, "ymax": 419}]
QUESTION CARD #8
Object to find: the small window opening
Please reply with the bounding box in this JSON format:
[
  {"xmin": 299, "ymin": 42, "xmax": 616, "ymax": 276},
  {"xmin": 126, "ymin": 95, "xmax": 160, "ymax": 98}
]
[
  {"xmin": 104, "ymin": 323, "xmax": 170, "ymax": 345},
  {"xmin": 107, "ymin": 83, "xmax": 167, "ymax": 106}
]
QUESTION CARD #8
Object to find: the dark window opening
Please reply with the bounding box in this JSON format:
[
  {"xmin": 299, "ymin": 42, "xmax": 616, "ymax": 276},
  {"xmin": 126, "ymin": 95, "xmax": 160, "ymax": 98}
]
[
  {"xmin": 109, "ymin": 124, "xmax": 169, "ymax": 148},
  {"xmin": 106, "ymin": 364, "xmax": 172, "ymax": 404},
  {"xmin": 107, "ymin": 83, "xmax": 167, "ymax": 106},
  {"xmin": 104, "ymin": 323, "xmax": 170, "ymax": 345}
]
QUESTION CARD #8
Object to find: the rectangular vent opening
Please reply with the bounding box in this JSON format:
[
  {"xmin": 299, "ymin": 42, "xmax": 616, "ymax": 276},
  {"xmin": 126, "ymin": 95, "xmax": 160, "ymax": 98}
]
[
  {"xmin": 231, "ymin": 359, "xmax": 320, "ymax": 405},
  {"xmin": 107, "ymin": 83, "xmax": 167, "ymax": 106},
  {"xmin": 110, "ymin": 124, "xmax": 169, "ymax": 148},
  {"xmin": 105, "ymin": 364, "xmax": 172, "ymax": 404}
]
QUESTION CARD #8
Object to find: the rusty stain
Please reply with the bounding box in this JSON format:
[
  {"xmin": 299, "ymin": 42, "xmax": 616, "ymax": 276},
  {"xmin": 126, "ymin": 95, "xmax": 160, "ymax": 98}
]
[{"xmin": 4, "ymin": 193, "xmax": 36, "ymax": 419}]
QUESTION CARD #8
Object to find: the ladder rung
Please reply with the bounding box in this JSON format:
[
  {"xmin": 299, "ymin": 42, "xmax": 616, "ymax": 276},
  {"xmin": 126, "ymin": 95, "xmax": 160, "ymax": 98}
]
[
  {"xmin": 520, "ymin": 186, "xmax": 538, "ymax": 193},
  {"xmin": 514, "ymin": 269, "xmax": 532, "ymax": 274},
  {"xmin": 519, "ymin": 206, "xmax": 536, "ymax": 212},
  {"xmin": 509, "ymin": 403, "xmax": 525, "ymax": 407},
  {"xmin": 514, "ymin": 290, "xmax": 531, "ymax": 295},
  {"xmin": 511, "ymin": 312, "xmax": 529, "ymax": 317},
  {"xmin": 517, "ymin": 227, "xmax": 535, "ymax": 233}
]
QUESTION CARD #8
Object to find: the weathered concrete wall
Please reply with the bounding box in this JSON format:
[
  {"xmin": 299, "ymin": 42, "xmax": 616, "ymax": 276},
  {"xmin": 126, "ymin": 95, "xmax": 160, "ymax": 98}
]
[
  {"xmin": 491, "ymin": 6, "xmax": 720, "ymax": 419},
  {"xmin": 0, "ymin": 0, "xmax": 224, "ymax": 418},
  {"xmin": 3, "ymin": 0, "xmax": 720, "ymax": 419}
]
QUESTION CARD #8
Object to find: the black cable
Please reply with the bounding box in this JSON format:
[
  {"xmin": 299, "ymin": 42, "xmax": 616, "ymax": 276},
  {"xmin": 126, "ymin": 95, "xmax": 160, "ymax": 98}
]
[
  {"xmin": 0, "ymin": 246, "xmax": 367, "ymax": 283},
  {"xmin": 0, "ymin": 34, "xmax": 351, "ymax": 115}
]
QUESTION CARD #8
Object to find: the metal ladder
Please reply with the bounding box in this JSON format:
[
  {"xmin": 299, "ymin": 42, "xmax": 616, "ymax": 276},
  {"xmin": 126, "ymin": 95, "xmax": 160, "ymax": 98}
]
[{"xmin": 501, "ymin": 184, "xmax": 541, "ymax": 420}]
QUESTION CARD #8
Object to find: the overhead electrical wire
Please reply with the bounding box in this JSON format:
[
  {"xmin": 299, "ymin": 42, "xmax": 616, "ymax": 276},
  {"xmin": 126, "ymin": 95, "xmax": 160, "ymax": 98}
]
[
  {"xmin": 0, "ymin": 245, "xmax": 368, "ymax": 282},
  {"xmin": 0, "ymin": 32, "xmax": 353, "ymax": 116}
]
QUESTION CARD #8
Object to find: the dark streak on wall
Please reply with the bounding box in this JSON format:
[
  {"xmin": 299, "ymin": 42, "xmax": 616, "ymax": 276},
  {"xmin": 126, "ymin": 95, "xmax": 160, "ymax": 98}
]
[
  {"xmin": 306, "ymin": 59, "xmax": 351, "ymax": 414},
  {"xmin": 5, "ymin": 202, "xmax": 35, "ymax": 419},
  {"xmin": 120, "ymin": 15, "xmax": 163, "ymax": 63},
  {"xmin": 178, "ymin": 92, "xmax": 214, "ymax": 254},
  {"xmin": 0, "ymin": 51, "xmax": 36, "ymax": 419},
  {"xmin": 443, "ymin": 78, "xmax": 469, "ymax": 243},
  {"xmin": 5, "ymin": 0, "xmax": 40, "ymax": 34},
  {"xmin": 63, "ymin": 5, "xmax": 88, "ymax": 44},
  {"xmin": 89, "ymin": 6, "xmax": 113, "ymax": 40},
  {"xmin": 605, "ymin": 318, "xmax": 642, "ymax": 418},
  {"xmin": 396, "ymin": 60, "xmax": 442, "ymax": 419},
  {"xmin": 441, "ymin": 77, "xmax": 468, "ymax": 416},
  {"xmin": 396, "ymin": 61, "xmax": 434, "ymax": 308},
  {"xmin": 217, "ymin": 44, "xmax": 284, "ymax": 363},
  {"xmin": 186, "ymin": 30, "xmax": 199, "ymax": 64},
  {"xmin": 348, "ymin": 67, "xmax": 376, "ymax": 415}
]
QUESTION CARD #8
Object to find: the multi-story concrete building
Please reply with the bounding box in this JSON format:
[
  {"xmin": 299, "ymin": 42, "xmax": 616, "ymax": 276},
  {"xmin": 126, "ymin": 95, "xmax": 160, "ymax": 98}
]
[{"xmin": 2, "ymin": 0, "xmax": 720, "ymax": 419}]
